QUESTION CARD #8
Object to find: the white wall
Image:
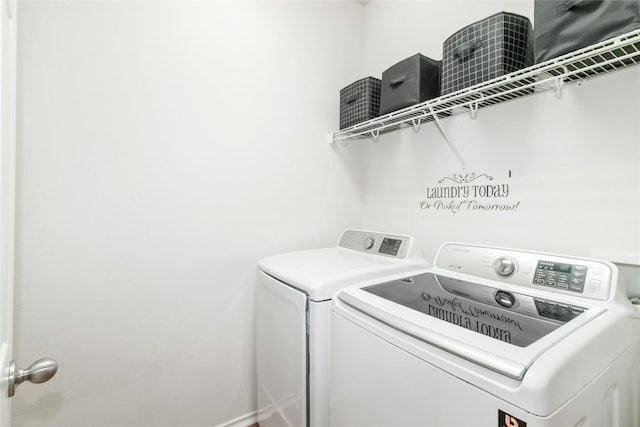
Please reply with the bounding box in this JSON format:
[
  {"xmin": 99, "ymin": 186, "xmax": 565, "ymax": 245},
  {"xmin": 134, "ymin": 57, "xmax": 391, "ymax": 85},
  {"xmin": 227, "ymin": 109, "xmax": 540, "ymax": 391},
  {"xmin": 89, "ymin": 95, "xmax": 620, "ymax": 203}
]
[
  {"xmin": 354, "ymin": 1, "xmax": 640, "ymax": 293},
  {"xmin": 13, "ymin": 2, "xmax": 364, "ymax": 426},
  {"xmin": 13, "ymin": 1, "xmax": 640, "ymax": 426}
]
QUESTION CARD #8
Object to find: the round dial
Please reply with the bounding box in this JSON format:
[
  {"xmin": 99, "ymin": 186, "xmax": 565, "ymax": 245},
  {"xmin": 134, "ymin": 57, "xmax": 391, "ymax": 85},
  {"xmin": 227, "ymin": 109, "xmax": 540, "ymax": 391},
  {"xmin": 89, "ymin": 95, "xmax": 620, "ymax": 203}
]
[
  {"xmin": 363, "ymin": 237, "xmax": 375, "ymax": 250},
  {"xmin": 493, "ymin": 256, "xmax": 518, "ymax": 277}
]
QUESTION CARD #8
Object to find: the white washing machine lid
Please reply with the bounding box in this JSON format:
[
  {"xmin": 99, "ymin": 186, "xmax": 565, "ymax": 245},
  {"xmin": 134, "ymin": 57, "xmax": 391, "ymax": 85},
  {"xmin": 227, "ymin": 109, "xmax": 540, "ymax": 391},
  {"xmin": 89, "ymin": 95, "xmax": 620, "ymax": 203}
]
[
  {"xmin": 259, "ymin": 246, "xmax": 425, "ymax": 301},
  {"xmin": 332, "ymin": 243, "xmax": 640, "ymax": 415},
  {"xmin": 337, "ymin": 272, "xmax": 608, "ymax": 379},
  {"xmin": 334, "ymin": 241, "xmax": 640, "ymax": 380},
  {"xmin": 333, "ymin": 278, "xmax": 640, "ymax": 418}
]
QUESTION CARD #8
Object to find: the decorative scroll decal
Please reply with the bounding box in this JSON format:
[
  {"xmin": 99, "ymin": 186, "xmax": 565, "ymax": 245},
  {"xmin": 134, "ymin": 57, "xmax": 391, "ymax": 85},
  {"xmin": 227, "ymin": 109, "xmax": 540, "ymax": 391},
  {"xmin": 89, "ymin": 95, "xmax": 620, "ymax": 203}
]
[
  {"xmin": 420, "ymin": 170, "xmax": 521, "ymax": 214},
  {"xmin": 437, "ymin": 172, "xmax": 494, "ymax": 184}
]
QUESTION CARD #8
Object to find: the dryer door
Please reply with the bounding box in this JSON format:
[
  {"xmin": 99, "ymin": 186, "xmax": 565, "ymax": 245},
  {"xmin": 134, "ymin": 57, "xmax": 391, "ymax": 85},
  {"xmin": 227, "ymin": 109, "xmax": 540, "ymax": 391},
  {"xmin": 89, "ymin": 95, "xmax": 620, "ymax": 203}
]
[{"xmin": 257, "ymin": 271, "xmax": 308, "ymax": 427}]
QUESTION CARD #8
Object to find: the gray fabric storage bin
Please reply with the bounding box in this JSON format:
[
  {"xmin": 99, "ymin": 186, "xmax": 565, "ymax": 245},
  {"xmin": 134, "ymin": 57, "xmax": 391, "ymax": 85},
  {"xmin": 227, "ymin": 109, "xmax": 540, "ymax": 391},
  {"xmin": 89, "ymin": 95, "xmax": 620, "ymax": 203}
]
[
  {"xmin": 535, "ymin": 0, "xmax": 640, "ymax": 63},
  {"xmin": 339, "ymin": 77, "xmax": 381, "ymax": 130},
  {"xmin": 441, "ymin": 12, "xmax": 533, "ymax": 95},
  {"xmin": 379, "ymin": 54, "xmax": 440, "ymax": 115}
]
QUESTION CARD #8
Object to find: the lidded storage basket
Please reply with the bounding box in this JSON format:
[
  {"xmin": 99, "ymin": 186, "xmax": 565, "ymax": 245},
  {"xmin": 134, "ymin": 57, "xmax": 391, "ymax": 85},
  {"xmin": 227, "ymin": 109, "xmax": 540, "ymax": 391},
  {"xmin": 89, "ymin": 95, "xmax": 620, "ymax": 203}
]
[
  {"xmin": 534, "ymin": 0, "xmax": 640, "ymax": 64},
  {"xmin": 339, "ymin": 77, "xmax": 381, "ymax": 130},
  {"xmin": 441, "ymin": 12, "xmax": 534, "ymax": 95},
  {"xmin": 379, "ymin": 54, "xmax": 440, "ymax": 115}
]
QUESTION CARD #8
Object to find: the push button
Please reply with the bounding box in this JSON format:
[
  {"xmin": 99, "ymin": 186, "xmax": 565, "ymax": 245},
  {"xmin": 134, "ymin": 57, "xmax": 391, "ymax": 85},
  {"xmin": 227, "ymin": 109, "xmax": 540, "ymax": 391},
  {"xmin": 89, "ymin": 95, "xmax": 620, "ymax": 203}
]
[
  {"xmin": 590, "ymin": 280, "xmax": 601, "ymax": 292},
  {"xmin": 569, "ymin": 281, "xmax": 584, "ymax": 292}
]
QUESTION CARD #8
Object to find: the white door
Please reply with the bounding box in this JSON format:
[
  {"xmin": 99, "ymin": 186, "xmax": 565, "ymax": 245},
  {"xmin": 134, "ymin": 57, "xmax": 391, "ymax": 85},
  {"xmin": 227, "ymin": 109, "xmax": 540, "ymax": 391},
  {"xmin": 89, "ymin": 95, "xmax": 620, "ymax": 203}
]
[
  {"xmin": 0, "ymin": 0, "xmax": 16, "ymax": 424},
  {"xmin": 0, "ymin": 3, "xmax": 57, "ymax": 425}
]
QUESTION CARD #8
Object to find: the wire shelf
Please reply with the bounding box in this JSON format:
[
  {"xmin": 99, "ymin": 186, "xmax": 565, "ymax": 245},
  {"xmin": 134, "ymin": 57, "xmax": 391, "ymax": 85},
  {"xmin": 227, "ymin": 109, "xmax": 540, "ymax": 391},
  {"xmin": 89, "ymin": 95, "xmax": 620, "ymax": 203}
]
[{"xmin": 332, "ymin": 29, "xmax": 640, "ymax": 144}]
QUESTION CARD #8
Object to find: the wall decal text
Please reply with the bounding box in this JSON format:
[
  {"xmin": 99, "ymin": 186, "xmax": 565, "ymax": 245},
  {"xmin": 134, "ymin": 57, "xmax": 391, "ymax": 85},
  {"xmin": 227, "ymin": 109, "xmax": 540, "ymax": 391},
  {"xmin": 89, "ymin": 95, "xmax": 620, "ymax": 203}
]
[{"xmin": 420, "ymin": 171, "xmax": 521, "ymax": 214}]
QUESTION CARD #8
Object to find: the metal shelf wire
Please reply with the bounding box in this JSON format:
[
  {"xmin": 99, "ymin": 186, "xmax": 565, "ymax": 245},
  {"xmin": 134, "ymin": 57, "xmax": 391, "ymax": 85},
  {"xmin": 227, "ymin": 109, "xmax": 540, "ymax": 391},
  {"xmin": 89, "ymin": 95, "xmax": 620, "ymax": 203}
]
[{"xmin": 332, "ymin": 29, "xmax": 640, "ymax": 144}]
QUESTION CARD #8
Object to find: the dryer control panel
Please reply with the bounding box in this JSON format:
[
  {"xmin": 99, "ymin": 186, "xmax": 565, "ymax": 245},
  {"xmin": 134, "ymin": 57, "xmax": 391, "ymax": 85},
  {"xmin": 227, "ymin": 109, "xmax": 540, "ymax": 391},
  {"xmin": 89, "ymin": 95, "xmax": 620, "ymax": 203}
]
[
  {"xmin": 338, "ymin": 230, "xmax": 413, "ymax": 259},
  {"xmin": 435, "ymin": 243, "xmax": 614, "ymax": 301}
]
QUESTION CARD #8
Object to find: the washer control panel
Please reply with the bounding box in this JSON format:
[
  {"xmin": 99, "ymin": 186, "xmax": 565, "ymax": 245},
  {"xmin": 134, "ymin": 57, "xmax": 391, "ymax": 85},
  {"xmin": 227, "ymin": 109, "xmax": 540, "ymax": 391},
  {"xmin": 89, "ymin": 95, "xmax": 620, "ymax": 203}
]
[
  {"xmin": 338, "ymin": 230, "xmax": 413, "ymax": 259},
  {"xmin": 435, "ymin": 243, "xmax": 614, "ymax": 301},
  {"xmin": 534, "ymin": 260, "xmax": 587, "ymax": 293}
]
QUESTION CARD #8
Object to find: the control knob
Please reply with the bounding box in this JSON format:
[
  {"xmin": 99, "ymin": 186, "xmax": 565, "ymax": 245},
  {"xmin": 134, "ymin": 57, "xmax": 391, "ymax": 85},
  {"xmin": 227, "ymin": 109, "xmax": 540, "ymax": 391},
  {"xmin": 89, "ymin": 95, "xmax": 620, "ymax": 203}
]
[
  {"xmin": 495, "ymin": 291, "xmax": 516, "ymax": 308},
  {"xmin": 493, "ymin": 256, "xmax": 518, "ymax": 277},
  {"xmin": 363, "ymin": 237, "xmax": 375, "ymax": 250}
]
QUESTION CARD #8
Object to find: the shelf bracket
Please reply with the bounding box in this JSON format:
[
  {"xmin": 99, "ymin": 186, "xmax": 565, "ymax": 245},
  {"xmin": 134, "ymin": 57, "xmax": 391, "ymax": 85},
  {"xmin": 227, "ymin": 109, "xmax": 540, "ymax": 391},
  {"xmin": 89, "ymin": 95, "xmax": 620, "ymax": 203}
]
[
  {"xmin": 428, "ymin": 107, "xmax": 465, "ymax": 168},
  {"xmin": 469, "ymin": 101, "xmax": 480, "ymax": 119},
  {"xmin": 370, "ymin": 129, "xmax": 380, "ymax": 142},
  {"xmin": 328, "ymin": 131, "xmax": 348, "ymax": 146},
  {"xmin": 411, "ymin": 118, "xmax": 422, "ymax": 132},
  {"xmin": 554, "ymin": 66, "xmax": 569, "ymax": 98},
  {"xmin": 328, "ymin": 131, "xmax": 336, "ymax": 145},
  {"xmin": 468, "ymin": 95, "xmax": 484, "ymax": 119}
]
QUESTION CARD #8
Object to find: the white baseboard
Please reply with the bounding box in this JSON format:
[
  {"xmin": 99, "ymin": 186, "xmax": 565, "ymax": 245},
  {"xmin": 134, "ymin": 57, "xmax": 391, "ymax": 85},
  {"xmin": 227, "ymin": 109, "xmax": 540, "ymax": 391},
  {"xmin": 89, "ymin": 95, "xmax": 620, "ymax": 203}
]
[{"xmin": 214, "ymin": 411, "xmax": 258, "ymax": 427}]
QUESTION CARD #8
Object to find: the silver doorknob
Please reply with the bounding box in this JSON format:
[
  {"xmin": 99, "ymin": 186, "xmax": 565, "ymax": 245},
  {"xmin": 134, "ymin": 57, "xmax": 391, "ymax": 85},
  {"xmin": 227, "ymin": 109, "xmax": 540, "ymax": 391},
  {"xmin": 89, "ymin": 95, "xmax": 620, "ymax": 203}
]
[{"xmin": 8, "ymin": 358, "xmax": 58, "ymax": 397}]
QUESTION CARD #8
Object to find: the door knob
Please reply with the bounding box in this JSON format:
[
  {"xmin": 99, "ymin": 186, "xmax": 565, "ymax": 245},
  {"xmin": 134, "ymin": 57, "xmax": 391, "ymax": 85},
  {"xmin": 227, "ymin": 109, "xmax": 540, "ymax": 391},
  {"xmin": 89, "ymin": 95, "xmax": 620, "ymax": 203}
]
[{"xmin": 8, "ymin": 358, "xmax": 58, "ymax": 397}]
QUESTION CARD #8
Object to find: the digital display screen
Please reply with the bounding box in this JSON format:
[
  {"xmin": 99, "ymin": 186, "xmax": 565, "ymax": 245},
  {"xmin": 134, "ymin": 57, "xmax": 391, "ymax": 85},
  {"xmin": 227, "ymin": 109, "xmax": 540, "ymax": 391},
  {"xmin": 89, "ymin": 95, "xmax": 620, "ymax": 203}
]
[
  {"xmin": 379, "ymin": 238, "xmax": 401, "ymax": 256},
  {"xmin": 537, "ymin": 261, "xmax": 572, "ymax": 273}
]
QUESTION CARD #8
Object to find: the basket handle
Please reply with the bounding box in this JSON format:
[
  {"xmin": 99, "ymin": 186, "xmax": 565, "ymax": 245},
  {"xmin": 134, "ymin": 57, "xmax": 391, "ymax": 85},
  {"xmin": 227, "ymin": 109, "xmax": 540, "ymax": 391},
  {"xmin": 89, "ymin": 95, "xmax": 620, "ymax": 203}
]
[
  {"xmin": 389, "ymin": 75, "xmax": 408, "ymax": 86},
  {"xmin": 453, "ymin": 41, "xmax": 481, "ymax": 60},
  {"xmin": 556, "ymin": 0, "xmax": 585, "ymax": 14},
  {"xmin": 345, "ymin": 93, "xmax": 361, "ymax": 104}
]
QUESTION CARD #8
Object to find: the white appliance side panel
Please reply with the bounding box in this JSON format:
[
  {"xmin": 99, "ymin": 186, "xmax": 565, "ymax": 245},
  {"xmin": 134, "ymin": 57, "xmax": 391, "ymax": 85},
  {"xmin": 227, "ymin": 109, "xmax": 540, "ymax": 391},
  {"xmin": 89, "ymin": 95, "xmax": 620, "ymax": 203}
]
[
  {"xmin": 257, "ymin": 272, "xmax": 307, "ymax": 427},
  {"xmin": 308, "ymin": 300, "xmax": 331, "ymax": 427},
  {"xmin": 329, "ymin": 311, "xmax": 640, "ymax": 427}
]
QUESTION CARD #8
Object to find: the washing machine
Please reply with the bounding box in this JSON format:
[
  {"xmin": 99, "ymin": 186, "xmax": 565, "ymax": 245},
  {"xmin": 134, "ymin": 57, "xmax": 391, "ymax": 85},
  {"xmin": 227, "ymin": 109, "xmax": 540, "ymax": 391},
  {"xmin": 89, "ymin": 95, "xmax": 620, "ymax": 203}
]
[
  {"xmin": 330, "ymin": 243, "xmax": 640, "ymax": 427},
  {"xmin": 256, "ymin": 229, "xmax": 429, "ymax": 427}
]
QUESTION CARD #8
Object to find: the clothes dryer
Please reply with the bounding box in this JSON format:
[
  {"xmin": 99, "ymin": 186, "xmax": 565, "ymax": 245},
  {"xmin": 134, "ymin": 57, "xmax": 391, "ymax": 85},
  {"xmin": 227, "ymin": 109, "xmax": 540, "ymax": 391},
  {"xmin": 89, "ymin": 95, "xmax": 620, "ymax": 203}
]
[
  {"xmin": 256, "ymin": 230, "xmax": 428, "ymax": 427},
  {"xmin": 330, "ymin": 243, "xmax": 640, "ymax": 426}
]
